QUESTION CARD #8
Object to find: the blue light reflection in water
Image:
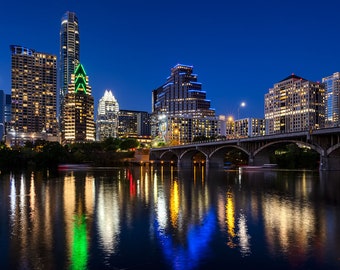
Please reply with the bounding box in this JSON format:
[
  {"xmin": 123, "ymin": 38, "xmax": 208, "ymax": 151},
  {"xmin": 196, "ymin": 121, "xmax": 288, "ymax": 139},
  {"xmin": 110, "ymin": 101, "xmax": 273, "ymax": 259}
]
[
  {"xmin": 0, "ymin": 168, "xmax": 340, "ymax": 269},
  {"xmin": 155, "ymin": 209, "xmax": 216, "ymax": 270}
]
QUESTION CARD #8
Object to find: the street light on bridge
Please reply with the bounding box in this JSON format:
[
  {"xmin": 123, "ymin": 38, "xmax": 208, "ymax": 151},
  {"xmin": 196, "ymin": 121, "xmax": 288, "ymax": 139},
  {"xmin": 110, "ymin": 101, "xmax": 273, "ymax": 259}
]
[{"xmin": 238, "ymin": 102, "xmax": 246, "ymax": 120}]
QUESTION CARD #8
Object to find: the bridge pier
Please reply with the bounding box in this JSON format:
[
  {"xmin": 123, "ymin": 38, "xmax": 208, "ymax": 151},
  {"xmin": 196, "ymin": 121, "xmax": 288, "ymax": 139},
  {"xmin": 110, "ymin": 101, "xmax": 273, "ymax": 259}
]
[
  {"xmin": 178, "ymin": 157, "xmax": 193, "ymax": 168},
  {"xmin": 319, "ymin": 156, "xmax": 340, "ymax": 171},
  {"xmin": 248, "ymin": 155, "xmax": 254, "ymax": 166},
  {"xmin": 208, "ymin": 156, "xmax": 224, "ymax": 169}
]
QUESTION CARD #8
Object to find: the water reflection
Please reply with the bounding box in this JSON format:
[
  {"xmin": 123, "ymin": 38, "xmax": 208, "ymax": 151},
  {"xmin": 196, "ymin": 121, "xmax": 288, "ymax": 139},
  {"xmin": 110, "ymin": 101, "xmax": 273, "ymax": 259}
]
[
  {"xmin": 0, "ymin": 168, "xmax": 340, "ymax": 269},
  {"xmin": 154, "ymin": 166, "xmax": 215, "ymax": 270}
]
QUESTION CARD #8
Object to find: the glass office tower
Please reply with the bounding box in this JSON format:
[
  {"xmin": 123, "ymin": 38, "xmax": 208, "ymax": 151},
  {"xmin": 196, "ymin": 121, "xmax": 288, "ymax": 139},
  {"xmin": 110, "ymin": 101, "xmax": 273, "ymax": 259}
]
[
  {"xmin": 151, "ymin": 64, "xmax": 217, "ymax": 145},
  {"xmin": 322, "ymin": 72, "xmax": 340, "ymax": 127},
  {"xmin": 59, "ymin": 11, "xmax": 80, "ymax": 125},
  {"xmin": 62, "ymin": 64, "xmax": 95, "ymax": 144},
  {"xmin": 152, "ymin": 64, "xmax": 215, "ymax": 118},
  {"xmin": 96, "ymin": 90, "xmax": 120, "ymax": 141}
]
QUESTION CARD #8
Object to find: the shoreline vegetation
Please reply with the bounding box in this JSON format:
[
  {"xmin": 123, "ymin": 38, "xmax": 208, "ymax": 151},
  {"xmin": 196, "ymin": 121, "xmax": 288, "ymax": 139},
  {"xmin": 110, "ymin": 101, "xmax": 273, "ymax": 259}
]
[
  {"xmin": 0, "ymin": 137, "xmax": 141, "ymax": 172},
  {"xmin": 0, "ymin": 138, "xmax": 319, "ymax": 172}
]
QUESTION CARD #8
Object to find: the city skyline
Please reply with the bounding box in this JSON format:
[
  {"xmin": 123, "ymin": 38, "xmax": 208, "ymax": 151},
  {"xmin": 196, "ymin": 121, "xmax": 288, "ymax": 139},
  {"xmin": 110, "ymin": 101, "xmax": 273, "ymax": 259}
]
[{"xmin": 1, "ymin": 0, "xmax": 340, "ymax": 119}]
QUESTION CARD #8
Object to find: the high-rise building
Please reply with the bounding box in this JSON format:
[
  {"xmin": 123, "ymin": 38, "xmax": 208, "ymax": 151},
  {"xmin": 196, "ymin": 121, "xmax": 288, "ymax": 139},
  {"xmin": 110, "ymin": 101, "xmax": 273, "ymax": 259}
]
[
  {"xmin": 59, "ymin": 11, "xmax": 80, "ymax": 124},
  {"xmin": 322, "ymin": 72, "xmax": 340, "ymax": 127},
  {"xmin": 96, "ymin": 90, "xmax": 119, "ymax": 141},
  {"xmin": 8, "ymin": 45, "xmax": 58, "ymax": 146},
  {"xmin": 62, "ymin": 63, "xmax": 95, "ymax": 144},
  {"xmin": 153, "ymin": 114, "xmax": 218, "ymax": 145},
  {"xmin": 0, "ymin": 90, "xmax": 4, "ymax": 141},
  {"xmin": 4, "ymin": 94, "xmax": 11, "ymax": 134},
  {"xmin": 152, "ymin": 64, "xmax": 215, "ymax": 118},
  {"xmin": 264, "ymin": 74, "xmax": 325, "ymax": 135},
  {"xmin": 226, "ymin": 117, "xmax": 265, "ymax": 138},
  {"xmin": 151, "ymin": 64, "xmax": 217, "ymax": 145},
  {"xmin": 118, "ymin": 110, "xmax": 150, "ymax": 138}
]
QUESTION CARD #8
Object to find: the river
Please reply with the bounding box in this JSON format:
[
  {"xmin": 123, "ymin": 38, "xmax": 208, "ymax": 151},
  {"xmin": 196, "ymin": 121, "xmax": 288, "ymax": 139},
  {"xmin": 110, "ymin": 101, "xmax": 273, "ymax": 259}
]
[{"xmin": 0, "ymin": 165, "xmax": 339, "ymax": 269}]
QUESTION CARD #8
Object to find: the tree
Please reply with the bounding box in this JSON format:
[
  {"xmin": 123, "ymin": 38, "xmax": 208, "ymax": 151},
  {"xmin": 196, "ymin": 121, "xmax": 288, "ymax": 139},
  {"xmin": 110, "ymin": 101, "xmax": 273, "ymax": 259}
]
[{"xmin": 120, "ymin": 138, "xmax": 139, "ymax": 150}]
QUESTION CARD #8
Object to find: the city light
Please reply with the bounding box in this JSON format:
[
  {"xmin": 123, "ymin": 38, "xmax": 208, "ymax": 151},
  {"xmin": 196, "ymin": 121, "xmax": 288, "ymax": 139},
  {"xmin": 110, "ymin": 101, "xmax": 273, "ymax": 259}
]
[{"xmin": 238, "ymin": 101, "xmax": 246, "ymax": 120}]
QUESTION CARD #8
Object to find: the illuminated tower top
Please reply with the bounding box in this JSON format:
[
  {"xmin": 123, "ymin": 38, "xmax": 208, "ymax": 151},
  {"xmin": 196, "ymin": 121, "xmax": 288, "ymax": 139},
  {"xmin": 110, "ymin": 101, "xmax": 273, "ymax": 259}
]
[
  {"xmin": 152, "ymin": 64, "xmax": 215, "ymax": 118},
  {"xmin": 59, "ymin": 11, "xmax": 80, "ymax": 118},
  {"xmin": 62, "ymin": 63, "xmax": 95, "ymax": 144},
  {"xmin": 98, "ymin": 90, "xmax": 119, "ymax": 116},
  {"xmin": 74, "ymin": 64, "xmax": 89, "ymax": 94}
]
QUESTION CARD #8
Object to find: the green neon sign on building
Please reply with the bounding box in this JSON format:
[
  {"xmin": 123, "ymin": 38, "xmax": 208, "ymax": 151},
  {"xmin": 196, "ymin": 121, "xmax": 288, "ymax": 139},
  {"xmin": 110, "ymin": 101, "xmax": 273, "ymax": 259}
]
[{"xmin": 74, "ymin": 64, "xmax": 87, "ymax": 94}]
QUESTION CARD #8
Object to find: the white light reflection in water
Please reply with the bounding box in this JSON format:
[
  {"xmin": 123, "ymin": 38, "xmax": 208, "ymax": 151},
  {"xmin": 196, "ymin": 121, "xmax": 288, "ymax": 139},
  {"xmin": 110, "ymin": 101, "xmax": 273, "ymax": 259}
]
[
  {"xmin": 20, "ymin": 175, "xmax": 25, "ymax": 211},
  {"xmin": 153, "ymin": 169, "xmax": 158, "ymax": 204},
  {"xmin": 97, "ymin": 184, "xmax": 120, "ymax": 258},
  {"xmin": 237, "ymin": 212, "xmax": 251, "ymax": 256},
  {"xmin": 263, "ymin": 194, "xmax": 316, "ymax": 256},
  {"xmin": 144, "ymin": 168, "xmax": 149, "ymax": 205},
  {"xmin": 10, "ymin": 175, "xmax": 16, "ymax": 223},
  {"xmin": 156, "ymin": 167, "xmax": 168, "ymax": 230},
  {"xmin": 29, "ymin": 172, "xmax": 36, "ymax": 218},
  {"xmin": 156, "ymin": 191, "xmax": 167, "ymax": 230}
]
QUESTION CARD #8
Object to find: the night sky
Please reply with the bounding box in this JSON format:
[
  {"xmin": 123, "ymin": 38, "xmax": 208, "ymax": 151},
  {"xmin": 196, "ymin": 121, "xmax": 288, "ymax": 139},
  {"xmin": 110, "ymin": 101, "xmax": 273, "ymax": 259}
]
[{"xmin": 1, "ymin": 0, "xmax": 340, "ymax": 119}]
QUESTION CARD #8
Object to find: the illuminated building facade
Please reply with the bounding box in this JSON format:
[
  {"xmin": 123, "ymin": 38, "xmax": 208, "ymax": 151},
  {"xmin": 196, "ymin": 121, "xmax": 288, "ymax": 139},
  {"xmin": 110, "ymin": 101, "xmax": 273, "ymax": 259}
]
[
  {"xmin": 226, "ymin": 117, "xmax": 265, "ymax": 138},
  {"xmin": 4, "ymin": 94, "xmax": 11, "ymax": 134},
  {"xmin": 151, "ymin": 64, "xmax": 217, "ymax": 145},
  {"xmin": 59, "ymin": 11, "xmax": 80, "ymax": 124},
  {"xmin": 96, "ymin": 90, "xmax": 119, "ymax": 141},
  {"xmin": 153, "ymin": 114, "xmax": 218, "ymax": 145},
  {"xmin": 8, "ymin": 45, "xmax": 58, "ymax": 146},
  {"xmin": 264, "ymin": 74, "xmax": 325, "ymax": 134},
  {"xmin": 0, "ymin": 90, "xmax": 4, "ymax": 140},
  {"xmin": 62, "ymin": 64, "xmax": 95, "ymax": 144},
  {"xmin": 322, "ymin": 72, "xmax": 340, "ymax": 127},
  {"xmin": 152, "ymin": 64, "xmax": 215, "ymax": 118},
  {"xmin": 118, "ymin": 109, "xmax": 151, "ymax": 139}
]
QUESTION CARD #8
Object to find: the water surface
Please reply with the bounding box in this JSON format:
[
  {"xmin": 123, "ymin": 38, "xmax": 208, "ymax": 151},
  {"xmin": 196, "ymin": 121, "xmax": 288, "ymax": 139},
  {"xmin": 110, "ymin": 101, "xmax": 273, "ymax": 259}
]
[{"xmin": 0, "ymin": 166, "xmax": 339, "ymax": 269}]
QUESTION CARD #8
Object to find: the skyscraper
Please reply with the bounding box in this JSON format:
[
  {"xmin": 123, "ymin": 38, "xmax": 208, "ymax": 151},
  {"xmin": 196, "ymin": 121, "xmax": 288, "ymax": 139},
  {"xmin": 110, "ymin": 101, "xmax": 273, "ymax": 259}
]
[
  {"xmin": 322, "ymin": 72, "xmax": 340, "ymax": 127},
  {"xmin": 96, "ymin": 90, "xmax": 119, "ymax": 141},
  {"xmin": 152, "ymin": 64, "xmax": 215, "ymax": 118},
  {"xmin": 4, "ymin": 94, "xmax": 11, "ymax": 133},
  {"xmin": 62, "ymin": 63, "xmax": 95, "ymax": 144},
  {"xmin": 118, "ymin": 110, "xmax": 150, "ymax": 138},
  {"xmin": 59, "ymin": 11, "xmax": 80, "ymax": 124},
  {"xmin": 0, "ymin": 90, "xmax": 4, "ymax": 140},
  {"xmin": 265, "ymin": 74, "xmax": 325, "ymax": 134},
  {"xmin": 151, "ymin": 64, "xmax": 217, "ymax": 145},
  {"xmin": 9, "ymin": 45, "xmax": 58, "ymax": 145}
]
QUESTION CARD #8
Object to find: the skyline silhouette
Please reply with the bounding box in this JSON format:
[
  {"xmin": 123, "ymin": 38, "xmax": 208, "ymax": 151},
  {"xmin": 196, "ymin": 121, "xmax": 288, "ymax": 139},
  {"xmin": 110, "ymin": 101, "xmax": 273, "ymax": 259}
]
[{"xmin": 1, "ymin": 0, "xmax": 340, "ymax": 119}]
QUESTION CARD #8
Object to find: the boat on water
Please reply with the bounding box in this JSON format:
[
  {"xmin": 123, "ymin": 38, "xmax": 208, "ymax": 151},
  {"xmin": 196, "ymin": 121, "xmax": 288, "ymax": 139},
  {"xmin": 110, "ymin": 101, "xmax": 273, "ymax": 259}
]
[
  {"xmin": 239, "ymin": 164, "xmax": 278, "ymax": 171},
  {"xmin": 58, "ymin": 164, "xmax": 92, "ymax": 171}
]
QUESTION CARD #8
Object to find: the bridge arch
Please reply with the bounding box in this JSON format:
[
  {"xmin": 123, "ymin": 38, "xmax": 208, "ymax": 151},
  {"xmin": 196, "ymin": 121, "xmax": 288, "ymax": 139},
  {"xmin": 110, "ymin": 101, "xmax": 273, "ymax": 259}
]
[
  {"xmin": 327, "ymin": 143, "xmax": 340, "ymax": 156},
  {"xmin": 254, "ymin": 140, "xmax": 323, "ymax": 157},
  {"xmin": 159, "ymin": 150, "xmax": 179, "ymax": 162},
  {"xmin": 179, "ymin": 148, "xmax": 208, "ymax": 168},
  {"xmin": 209, "ymin": 145, "xmax": 251, "ymax": 159},
  {"xmin": 253, "ymin": 140, "xmax": 323, "ymax": 166},
  {"xmin": 208, "ymin": 145, "xmax": 251, "ymax": 168}
]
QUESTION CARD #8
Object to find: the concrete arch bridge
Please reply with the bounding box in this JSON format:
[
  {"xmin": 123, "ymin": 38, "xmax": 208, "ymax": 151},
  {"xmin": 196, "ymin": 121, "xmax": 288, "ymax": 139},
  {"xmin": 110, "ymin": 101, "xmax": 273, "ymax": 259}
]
[{"xmin": 149, "ymin": 127, "xmax": 340, "ymax": 171}]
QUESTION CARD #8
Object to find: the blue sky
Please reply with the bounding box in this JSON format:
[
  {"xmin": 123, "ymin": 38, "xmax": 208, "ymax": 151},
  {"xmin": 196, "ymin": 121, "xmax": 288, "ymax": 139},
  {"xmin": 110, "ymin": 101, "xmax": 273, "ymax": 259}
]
[{"xmin": 1, "ymin": 0, "xmax": 340, "ymax": 119}]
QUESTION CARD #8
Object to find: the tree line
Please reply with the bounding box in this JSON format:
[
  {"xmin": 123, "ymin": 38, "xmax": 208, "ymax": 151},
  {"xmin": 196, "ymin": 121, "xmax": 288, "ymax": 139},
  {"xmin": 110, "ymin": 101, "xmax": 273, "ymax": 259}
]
[{"xmin": 0, "ymin": 137, "xmax": 140, "ymax": 172}]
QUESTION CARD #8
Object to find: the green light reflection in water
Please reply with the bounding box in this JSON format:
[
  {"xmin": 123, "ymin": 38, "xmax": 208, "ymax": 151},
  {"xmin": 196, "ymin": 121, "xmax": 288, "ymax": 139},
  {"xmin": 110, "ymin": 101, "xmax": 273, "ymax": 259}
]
[{"xmin": 70, "ymin": 214, "xmax": 88, "ymax": 270}]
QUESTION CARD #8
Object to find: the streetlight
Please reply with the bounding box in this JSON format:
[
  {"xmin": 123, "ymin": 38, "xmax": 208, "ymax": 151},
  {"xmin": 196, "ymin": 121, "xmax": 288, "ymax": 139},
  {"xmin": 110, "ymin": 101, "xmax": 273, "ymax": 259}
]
[{"xmin": 238, "ymin": 102, "xmax": 246, "ymax": 120}]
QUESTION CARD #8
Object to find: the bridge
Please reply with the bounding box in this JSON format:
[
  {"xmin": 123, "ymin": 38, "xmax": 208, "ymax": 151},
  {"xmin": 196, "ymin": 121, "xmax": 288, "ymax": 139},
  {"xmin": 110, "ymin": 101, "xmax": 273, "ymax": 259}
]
[{"xmin": 149, "ymin": 127, "xmax": 340, "ymax": 171}]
